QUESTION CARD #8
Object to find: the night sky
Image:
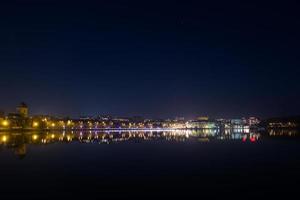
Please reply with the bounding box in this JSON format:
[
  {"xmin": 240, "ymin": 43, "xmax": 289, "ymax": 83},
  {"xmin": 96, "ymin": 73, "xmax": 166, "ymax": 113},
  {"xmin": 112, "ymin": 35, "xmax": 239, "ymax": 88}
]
[{"xmin": 0, "ymin": 1, "xmax": 299, "ymax": 119}]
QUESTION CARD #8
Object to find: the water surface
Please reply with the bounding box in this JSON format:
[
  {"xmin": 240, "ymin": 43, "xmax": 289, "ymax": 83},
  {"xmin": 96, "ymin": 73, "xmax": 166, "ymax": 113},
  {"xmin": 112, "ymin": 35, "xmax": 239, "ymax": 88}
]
[{"xmin": 1, "ymin": 129, "xmax": 299, "ymax": 199}]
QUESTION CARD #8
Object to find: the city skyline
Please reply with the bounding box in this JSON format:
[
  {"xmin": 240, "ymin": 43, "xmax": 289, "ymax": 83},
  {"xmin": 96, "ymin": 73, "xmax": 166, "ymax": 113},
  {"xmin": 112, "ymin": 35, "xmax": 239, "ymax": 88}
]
[
  {"xmin": 0, "ymin": 101, "xmax": 287, "ymax": 120},
  {"xmin": 2, "ymin": 102, "xmax": 297, "ymax": 131},
  {"xmin": 0, "ymin": 100, "xmax": 299, "ymax": 120}
]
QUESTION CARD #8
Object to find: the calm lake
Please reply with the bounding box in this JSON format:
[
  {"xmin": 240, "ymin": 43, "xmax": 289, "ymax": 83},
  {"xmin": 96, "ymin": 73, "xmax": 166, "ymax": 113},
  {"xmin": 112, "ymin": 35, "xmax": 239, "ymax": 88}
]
[{"xmin": 1, "ymin": 129, "xmax": 299, "ymax": 199}]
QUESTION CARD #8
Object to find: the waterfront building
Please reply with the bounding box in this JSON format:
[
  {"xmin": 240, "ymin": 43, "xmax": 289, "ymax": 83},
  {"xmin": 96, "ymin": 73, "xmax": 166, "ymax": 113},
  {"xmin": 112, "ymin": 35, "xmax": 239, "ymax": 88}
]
[
  {"xmin": 186, "ymin": 120, "xmax": 218, "ymax": 129},
  {"xmin": 7, "ymin": 112, "xmax": 30, "ymax": 129},
  {"xmin": 230, "ymin": 119, "xmax": 244, "ymax": 129},
  {"xmin": 248, "ymin": 117, "xmax": 260, "ymax": 127},
  {"xmin": 16, "ymin": 102, "xmax": 29, "ymax": 118}
]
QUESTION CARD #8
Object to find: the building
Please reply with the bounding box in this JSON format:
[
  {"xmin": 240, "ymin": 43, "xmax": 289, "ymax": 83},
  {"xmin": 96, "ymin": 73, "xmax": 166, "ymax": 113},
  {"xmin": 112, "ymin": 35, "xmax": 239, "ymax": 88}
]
[
  {"xmin": 230, "ymin": 119, "xmax": 244, "ymax": 125},
  {"xmin": 248, "ymin": 117, "xmax": 260, "ymax": 127},
  {"xmin": 16, "ymin": 102, "xmax": 29, "ymax": 118},
  {"xmin": 186, "ymin": 120, "xmax": 218, "ymax": 129},
  {"xmin": 2, "ymin": 103, "xmax": 30, "ymax": 129}
]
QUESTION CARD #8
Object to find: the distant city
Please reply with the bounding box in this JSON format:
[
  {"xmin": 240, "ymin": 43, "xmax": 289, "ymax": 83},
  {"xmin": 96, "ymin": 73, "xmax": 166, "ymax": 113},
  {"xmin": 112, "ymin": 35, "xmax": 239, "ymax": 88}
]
[{"xmin": 0, "ymin": 102, "xmax": 299, "ymax": 131}]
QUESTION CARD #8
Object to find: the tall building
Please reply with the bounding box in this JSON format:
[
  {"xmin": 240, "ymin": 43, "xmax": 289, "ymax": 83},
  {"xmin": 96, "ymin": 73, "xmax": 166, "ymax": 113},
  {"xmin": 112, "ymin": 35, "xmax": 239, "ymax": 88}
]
[{"xmin": 16, "ymin": 102, "xmax": 29, "ymax": 118}]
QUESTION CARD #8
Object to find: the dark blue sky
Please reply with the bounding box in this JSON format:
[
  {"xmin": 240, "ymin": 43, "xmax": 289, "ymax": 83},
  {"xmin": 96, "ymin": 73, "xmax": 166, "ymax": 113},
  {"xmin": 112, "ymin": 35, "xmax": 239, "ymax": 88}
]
[{"xmin": 0, "ymin": 1, "xmax": 299, "ymax": 119}]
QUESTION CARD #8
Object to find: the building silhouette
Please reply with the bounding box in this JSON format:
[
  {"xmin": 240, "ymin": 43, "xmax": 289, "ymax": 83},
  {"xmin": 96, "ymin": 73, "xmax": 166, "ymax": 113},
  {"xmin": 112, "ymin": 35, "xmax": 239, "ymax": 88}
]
[{"xmin": 16, "ymin": 102, "xmax": 28, "ymax": 118}]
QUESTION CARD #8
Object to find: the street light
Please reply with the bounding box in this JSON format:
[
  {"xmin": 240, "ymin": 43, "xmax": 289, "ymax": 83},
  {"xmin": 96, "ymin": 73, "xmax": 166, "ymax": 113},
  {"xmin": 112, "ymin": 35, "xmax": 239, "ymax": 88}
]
[
  {"xmin": 1, "ymin": 135, "xmax": 8, "ymax": 142},
  {"xmin": 33, "ymin": 122, "xmax": 39, "ymax": 127},
  {"xmin": 2, "ymin": 120, "xmax": 9, "ymax": 127}
]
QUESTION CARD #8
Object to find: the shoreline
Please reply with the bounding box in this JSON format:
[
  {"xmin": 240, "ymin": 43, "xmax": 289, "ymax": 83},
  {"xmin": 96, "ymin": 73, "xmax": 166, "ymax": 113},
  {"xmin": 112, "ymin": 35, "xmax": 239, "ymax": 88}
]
[{"xmin": 0, "ymin": 127, "xmax": 260, "ymax": 133}]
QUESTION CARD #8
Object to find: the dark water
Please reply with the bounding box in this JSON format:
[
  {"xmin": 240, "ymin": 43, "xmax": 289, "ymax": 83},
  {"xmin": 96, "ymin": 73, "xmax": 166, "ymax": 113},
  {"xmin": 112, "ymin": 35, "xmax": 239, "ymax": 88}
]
[{"xmin": 0, "ymin": 129, "xmax": 300, "ymax": 199}]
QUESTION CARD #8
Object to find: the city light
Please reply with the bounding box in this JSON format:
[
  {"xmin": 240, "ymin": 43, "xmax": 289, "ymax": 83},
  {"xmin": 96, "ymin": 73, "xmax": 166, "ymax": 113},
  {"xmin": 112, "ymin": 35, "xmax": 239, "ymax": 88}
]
[
  {"xmin": 2, "ymin": 120, "xmax": 9, "ymax": 127},
  {"xmin": 1, "ymin": 135, "xmax": 8, "ymax": 142},
  {"xmin": 67, "ymin": 135, "xmax": 72, "ymax": 141},
  {"xmin": 32, "ymin": 135, "xmax": 38, "ymax": 140},
  {"xmin": 33, "ymin": 122, "xmax": 39, "ymax": 127},
  {"xmin": 0, "ymin": 103, "xmax": 267, "ymax": 132}
]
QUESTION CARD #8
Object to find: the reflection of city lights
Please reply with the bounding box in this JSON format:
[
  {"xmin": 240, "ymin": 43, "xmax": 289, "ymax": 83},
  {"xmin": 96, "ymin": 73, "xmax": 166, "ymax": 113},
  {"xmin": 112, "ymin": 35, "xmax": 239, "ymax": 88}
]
[
  {"xmin": 0, "ymin": 130, "xmax": 264, "ymax": 151},
  {"xmin": 250, "ymin": 137, "xmax": 256, "ymax": 142},
  {"xmin": 242, "ymin": 135, "xmax": 247, "ymax": 142},
  {"xmin": 2, "ymin": 135, "xmax": 8, "ymax": 142},
  {"xmin": 32, "ymin": 135, "xmax": 38, "ymax": 140}
]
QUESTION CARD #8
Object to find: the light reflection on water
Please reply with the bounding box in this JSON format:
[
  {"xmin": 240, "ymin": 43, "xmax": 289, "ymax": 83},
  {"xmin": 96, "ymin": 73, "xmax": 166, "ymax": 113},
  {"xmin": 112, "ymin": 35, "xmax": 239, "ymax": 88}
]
[{"xmin": 0, "ymin": 129, "xmax": 299, "ymax": 159}]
